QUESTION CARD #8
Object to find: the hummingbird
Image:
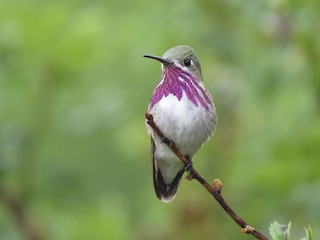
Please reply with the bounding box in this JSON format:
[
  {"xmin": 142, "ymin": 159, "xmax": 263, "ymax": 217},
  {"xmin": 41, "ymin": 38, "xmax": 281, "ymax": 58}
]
[{"xmin": 144, "ymin": 45, "xmax": 217, "ymax": 203}]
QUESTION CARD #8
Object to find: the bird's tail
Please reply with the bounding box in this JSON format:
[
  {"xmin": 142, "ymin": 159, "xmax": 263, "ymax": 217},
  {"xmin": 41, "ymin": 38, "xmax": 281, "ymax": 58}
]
[{"xmin": 153, "ymin": 165, "xmax": 184, "ymax": 203}]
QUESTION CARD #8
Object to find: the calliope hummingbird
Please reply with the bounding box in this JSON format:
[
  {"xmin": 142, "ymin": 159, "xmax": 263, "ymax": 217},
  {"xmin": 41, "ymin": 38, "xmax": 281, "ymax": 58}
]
[{"xmin": 144, "ymin": 45, "xmax": 217, "ymax": 203}]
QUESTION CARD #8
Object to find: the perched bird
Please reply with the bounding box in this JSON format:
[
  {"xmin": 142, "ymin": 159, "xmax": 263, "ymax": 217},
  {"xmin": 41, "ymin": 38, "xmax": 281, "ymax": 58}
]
[{"xmin": 144, "ymin": 45, "xmax": 217, "ymax": 203}]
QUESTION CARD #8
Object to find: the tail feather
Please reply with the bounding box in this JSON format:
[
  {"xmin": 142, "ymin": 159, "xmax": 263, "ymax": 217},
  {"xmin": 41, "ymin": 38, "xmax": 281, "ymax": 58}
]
[
  {"xmin": 153, "ymin": 167, "xmax": 184, "ymax": 202},
  {"xmin": 151, "ymin": 138, "xmax": 184, "ymax": 202}
]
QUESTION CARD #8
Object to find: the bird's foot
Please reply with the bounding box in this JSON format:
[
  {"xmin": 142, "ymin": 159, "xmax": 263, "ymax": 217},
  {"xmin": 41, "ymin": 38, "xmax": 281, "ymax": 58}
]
[
  {"xmin": 161, "ymin": 136, "xmax": 170, "ymax": 144},
  {"xmin": 184, "ymin": 161, "xmax": 193, "ymax": 173},
  {"xmin": 184, "ymin": 155, "xmax": 193, "ymax": 172},
  {"xmin": 184, "ymin": 155, "xmax": 194, "ymax": 180}
]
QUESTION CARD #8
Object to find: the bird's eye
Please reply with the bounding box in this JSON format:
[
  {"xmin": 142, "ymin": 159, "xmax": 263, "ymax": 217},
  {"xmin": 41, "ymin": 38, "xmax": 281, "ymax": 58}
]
[{"xmin": 184, "ymin": 59, "xmax": 192, "ymax": 67}]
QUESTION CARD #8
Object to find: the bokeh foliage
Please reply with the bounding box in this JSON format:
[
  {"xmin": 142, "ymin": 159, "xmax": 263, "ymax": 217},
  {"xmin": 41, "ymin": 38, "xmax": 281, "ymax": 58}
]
[{"xmin": 0, "ymin": 0, "xmax": 319, "ymax": 239}]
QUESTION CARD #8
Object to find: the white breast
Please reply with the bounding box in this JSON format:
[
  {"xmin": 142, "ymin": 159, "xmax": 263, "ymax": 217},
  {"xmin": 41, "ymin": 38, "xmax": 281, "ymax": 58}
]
[{"xmin": 148, "ymin": 91, "xmax": 216, "ymax": 160}]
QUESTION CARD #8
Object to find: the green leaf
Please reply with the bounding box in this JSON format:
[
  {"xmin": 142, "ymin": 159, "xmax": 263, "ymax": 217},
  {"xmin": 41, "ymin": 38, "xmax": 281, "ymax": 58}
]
[
  {"xmin": 300, "ymin": 225, "xmax": 312, "ymax": 240},
  {"xmin": 269, "ymin": 221, "xmax": 291, "ymax": 240}
]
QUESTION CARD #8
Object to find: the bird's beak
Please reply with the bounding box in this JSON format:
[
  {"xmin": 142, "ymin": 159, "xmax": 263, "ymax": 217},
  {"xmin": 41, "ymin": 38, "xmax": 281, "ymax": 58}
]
[{"xmin": 143, "ymin": 54, "xmax": 173, "ymax": 66}]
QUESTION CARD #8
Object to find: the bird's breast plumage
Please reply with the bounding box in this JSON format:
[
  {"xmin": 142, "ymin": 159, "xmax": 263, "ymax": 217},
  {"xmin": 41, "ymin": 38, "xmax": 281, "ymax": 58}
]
[{"xmin": 148, "ymin": 90, "xmax": 216, "ymax": 160}]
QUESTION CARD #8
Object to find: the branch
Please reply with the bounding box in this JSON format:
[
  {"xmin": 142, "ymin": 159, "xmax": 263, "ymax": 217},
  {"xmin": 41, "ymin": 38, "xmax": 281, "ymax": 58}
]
[
  {"xmin": 145, "ymin": 112, "xmax": 269, "ymax": 240},
  {"xmin": 0, "ymin": 186, "xmax": 43, "ymax": 240}
]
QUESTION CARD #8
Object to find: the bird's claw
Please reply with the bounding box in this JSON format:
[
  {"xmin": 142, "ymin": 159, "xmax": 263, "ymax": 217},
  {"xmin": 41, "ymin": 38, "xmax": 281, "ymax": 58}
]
[
  {"xmin": 161, "ymin": 136, "xmax": 170, "ymax": 144},
  {"xmin": 184, "ymin": 161, "xmax": 193, "ymax": 173}
]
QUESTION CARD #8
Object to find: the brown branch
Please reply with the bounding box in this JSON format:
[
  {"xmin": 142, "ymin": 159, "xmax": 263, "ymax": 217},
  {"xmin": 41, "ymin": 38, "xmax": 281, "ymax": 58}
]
[
  {"xmin": 145, "ymin": 112, "xmax": 269, "ymax": 240},
  {"xmin": 0, "ymin": 186, "xmax": 43, "ymax": 240}
]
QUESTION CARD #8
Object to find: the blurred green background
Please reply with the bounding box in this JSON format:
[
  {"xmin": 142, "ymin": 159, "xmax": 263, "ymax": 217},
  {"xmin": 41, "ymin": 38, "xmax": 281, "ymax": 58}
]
[{"xmin": 1, "ymin": 0, "xmax": 319, "ymax": 239}]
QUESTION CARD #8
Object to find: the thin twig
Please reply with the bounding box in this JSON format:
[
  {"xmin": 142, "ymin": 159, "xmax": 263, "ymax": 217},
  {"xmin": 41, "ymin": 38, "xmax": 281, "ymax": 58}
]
[
  {"xmin": 0, "ymin": 186, "xmax": 43, "ymax": 240},
  {"xmin": 145, "ymin": 112, "xmax": 269, "ymax": 240}
]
